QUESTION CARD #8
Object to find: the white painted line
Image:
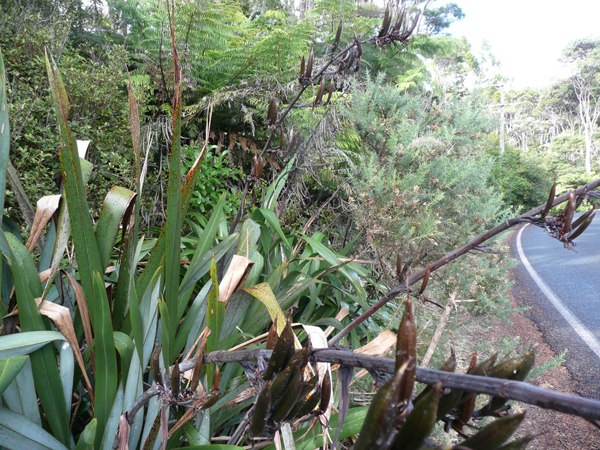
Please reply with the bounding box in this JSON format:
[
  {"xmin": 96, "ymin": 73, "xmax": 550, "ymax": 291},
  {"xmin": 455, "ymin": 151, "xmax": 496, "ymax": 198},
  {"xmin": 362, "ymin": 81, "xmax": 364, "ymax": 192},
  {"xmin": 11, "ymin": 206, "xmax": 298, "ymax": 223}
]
[{"xmin": 517, "ymin": 226, "xmax": 600, "ymax": 360}]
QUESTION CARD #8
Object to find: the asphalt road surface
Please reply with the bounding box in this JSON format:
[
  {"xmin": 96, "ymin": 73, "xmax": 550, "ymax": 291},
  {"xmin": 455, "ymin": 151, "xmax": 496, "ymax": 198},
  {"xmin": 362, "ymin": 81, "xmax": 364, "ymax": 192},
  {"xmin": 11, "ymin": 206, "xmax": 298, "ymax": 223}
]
[{"xmin": 511, "ymin": 219, "xmax": 600, "ymax": 399}]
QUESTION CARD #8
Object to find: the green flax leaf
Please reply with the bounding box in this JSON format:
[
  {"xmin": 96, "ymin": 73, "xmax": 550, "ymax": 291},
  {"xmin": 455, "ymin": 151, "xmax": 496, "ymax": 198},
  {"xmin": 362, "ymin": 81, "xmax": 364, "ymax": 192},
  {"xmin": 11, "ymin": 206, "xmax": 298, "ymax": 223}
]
[
  {"xmin": 0, "ymin": 48, "xmax": 10, "ymax": 227},
  {"xmin": 45, "ymin": 53, "xmax": 103, "ymax": 323},
  {"xmin": 0, "ymin": 356, "xmax": 27, "ymax": 396},
  {"xmin": 92, "ymin": 271, "xmax": 118, "ymax": 449},
  {"xmin": 7, "ymin": 233, "xmax": 69, "ymax": 446},
  {"xmin": 74, "ymin": 419, "xmax": 97, "ymax": 450},
  {"xmin": 0, "ymin": 406, "xmax": 69, "ymax": 450},
  {"xmin": 206, "ymin": 256, "xmax": 223, "ymax": 389}
]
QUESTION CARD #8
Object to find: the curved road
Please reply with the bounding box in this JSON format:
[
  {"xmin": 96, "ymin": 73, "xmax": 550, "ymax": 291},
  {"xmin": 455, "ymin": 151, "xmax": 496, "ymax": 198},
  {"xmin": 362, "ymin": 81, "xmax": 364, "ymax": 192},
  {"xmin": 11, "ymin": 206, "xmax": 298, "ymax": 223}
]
[{"xmin": 511, "ymin": 219, "xmax": 600, "ymax": 399}]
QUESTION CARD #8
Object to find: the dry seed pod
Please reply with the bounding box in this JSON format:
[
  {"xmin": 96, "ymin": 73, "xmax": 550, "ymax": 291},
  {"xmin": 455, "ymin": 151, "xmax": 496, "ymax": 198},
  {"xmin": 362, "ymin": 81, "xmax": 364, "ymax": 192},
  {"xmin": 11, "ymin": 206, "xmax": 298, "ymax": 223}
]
[
  {"xmin": 151, "ymin": 344, "xmax": 162, "ymax": 385},
  {"xmin": 345, "ymin": 51, "xmax": 355, "ymax": 70},
  {"xmin": 267, "ymin": 95, "xmax": 278, "ymax": 127},
  {"xmin": 271, "ymin": 367, "xmax": 304, "ymax": 422},
  {"xmin": 569, "ymin": 211, "xmax": 596, "ymax": 241},
  {"xmin": 396, "ymin": 252, "xmax": 402, "ymax": 279},
  {"xmin": 269, "ymin": 365, "xmax": 294, "ymax": 404},
  {"xmin": 418, "ymin": 264, "xmax": 431, "ymax": 296},
  {"xmin": 395, "ymin": 298, "xmax": 416, "ymax": 403},
  {"xmin": 190, "ymin": 354, "xmax": 204, "ymax": 392},
  {"xmin": 541, "ymin": 181, "xmax": 556, "ymax": 218},
  {"xmin": 284, "ymin": 375, "xmax": 318, "ymax": 420},
  {"xmin": 353, "ymin": 364, "xmax": 406, "ymax": 450},
  {"xmin": 456, "ymin": 413, "xmax": 525, "ymax": 450},
  {"xmin": 287, "ymin": 344, "xmax": 311, "ymax": 372},
  {"xmin": 561, "ymin": 192, "xmax": 577, "ymax": 235},
  {"xmin": 332, "ymin": 20, "xmax": 343, "ymax": 53},
  {"xmin": 319, "ymin": 373, "xmax": 331, "ymax": 413},
  {"xmin": 355, "ymin": 38, "xmax": 363, "ymax": 58},
  {"xmin": 170, "ymin": 361, "xmax": 180, "ymax": 398},
  {"xmin": 251, "ymin": 381, "xmax": 272, "ymax": 436},
  {"xmin": 201, "ymin": 392, "xmax": 221, "ymax": 410},
  {"xmin": 513, "ymin": 348, "xmax": 536, "ymax": 380},
  {"xmin": 488, "ymin": 351, "xmax": 532, "ymax": 380},
  {"xmin": 324, "ymin": 81, "xmax": 333, "ymax": 105},
  {"xmin": 415, "ymin": 348, "xmax": 455, "ymax": 404},
  {"xmin": 292, "ymin": 386, "xmax": 322, "ymax": 419},
  {"xmin": 484, "ymin": 349, "xmax": 536, "ymax": 414},
  {"xmin": 570, "ymin": 207, "xmax": 595, "ymax": 230},
  {"xmin": 469, "ymin": 353, "xmax": 497, "ymax": 376},
  {"xmin": 390, "ymin": 383, "xmax": 442, "ymax": 450},
  {"xmin": 453, "ymin": 392, "xmax": 476, "ymax": 433},
  {"xmin": 299, "ymin": 56, "xmax": 305, "ymax": 81},
  {"xmin": 314, "ymin": 77, "xmax": 325, "ymax": 106},
  {"xmin": 263, "ymin": 319, "xmax": 295, "ymax": 380},
  {"xmin": 213, "ymin": 364, "xmax": 221, "ymax": 391},
  {"xmin": 458, "ymin": 354, "xmax": 496, "ymax": 405},
  {"xmin": 440, "ymin": 347, "xmax": 456, "ymax": 372},
  {"xmin": 266, "ymin": 318, "xmax": 279, "ymax": 350},
  {"xmin": 436, "ymin": 387, "xmax": 463, "ymax": 421},
  {"xmin": 378, "ymin": 5, "xmax": 391, "ymax": 38},
  {"xmin": 436, "ymin": 351, "xmax": 471, "ymax": 420},
  {"xmin": 392, "ymin": 7, "xmax": 406, "ymax": 34},
  {"xmin": 305, "ymin": 48, "xmax": 314, "ymax": 79}
]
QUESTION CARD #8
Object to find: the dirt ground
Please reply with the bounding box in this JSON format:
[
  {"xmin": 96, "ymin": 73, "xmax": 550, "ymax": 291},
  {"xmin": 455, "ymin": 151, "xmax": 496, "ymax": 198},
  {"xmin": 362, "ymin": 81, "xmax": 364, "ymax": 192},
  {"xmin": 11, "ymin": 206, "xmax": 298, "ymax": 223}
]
[{"xmin": 475, "ymin": 295, "xmax": 600, "ymax": 449}]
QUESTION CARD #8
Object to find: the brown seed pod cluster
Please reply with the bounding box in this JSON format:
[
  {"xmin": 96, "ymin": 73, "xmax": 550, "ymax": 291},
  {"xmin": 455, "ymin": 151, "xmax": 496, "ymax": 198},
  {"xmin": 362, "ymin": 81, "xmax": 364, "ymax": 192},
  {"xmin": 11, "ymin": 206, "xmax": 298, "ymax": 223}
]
[
  {"xmin": 250, "ymin": 320, "xmax": 329, "ymax": 436},
  {"xmin": 150, "ymin": 345, "xmax": 221, "ymax": 411},
  {"xmin": 371, "ymin": 4, "xmax": 422, "ymax": 48},
  {"xmin": 350, "ymin": 300, "xmax": 536, "ymax": 450},
  {"xmin": 532, "ymin": 182, "xmax": 596, "ymax": 249}
]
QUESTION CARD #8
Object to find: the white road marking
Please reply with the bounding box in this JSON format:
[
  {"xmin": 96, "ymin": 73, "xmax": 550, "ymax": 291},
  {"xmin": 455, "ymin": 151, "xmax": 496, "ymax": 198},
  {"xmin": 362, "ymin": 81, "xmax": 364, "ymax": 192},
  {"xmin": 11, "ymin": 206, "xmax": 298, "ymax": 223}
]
[{"xmin": 517, "ymin": 225, "xmax": 600, "ymax": 361}]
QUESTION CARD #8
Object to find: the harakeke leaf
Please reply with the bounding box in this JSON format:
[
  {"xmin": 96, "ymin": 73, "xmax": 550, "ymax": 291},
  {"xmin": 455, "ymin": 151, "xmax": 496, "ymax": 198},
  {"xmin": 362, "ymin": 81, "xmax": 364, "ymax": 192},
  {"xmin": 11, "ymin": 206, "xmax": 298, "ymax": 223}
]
[{"xmin": 45, "ymin": 52, "xmax": 103, "ymax": 323}]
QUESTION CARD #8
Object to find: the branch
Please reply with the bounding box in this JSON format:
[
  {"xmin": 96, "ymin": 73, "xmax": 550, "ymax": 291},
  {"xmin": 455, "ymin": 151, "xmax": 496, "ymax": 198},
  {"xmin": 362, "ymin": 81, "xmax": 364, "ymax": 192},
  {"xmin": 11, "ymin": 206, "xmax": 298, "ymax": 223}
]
[
  {"xmin": 329, "ymin": 177, "xmax": 600, "ymax": 345},
  {"xmin": 173, "ymin": 348, "xmax": 600, "ymax": 423}
]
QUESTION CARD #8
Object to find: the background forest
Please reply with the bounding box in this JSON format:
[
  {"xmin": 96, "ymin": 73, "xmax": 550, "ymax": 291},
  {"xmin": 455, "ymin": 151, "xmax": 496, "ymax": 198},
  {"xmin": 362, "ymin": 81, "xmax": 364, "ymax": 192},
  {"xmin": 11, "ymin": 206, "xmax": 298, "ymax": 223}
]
[{"xmin": 0, "ymin": 0, "xmax": 599, "ymax": 449}]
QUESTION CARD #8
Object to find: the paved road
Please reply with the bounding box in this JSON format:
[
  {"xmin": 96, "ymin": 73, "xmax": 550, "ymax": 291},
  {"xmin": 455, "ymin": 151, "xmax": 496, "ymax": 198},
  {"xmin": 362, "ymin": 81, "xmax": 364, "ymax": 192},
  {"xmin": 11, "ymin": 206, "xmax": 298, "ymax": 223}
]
[{"xmin": 511, "ymin": 218, "xmax": 600, "ymax": 399}]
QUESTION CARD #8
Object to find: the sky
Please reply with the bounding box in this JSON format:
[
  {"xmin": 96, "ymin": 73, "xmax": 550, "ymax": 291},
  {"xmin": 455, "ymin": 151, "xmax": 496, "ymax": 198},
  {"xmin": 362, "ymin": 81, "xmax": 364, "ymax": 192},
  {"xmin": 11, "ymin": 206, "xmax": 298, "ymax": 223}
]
[{"xmin": 438, "ymin": 0, "xmax": 600, "ymax": 89}]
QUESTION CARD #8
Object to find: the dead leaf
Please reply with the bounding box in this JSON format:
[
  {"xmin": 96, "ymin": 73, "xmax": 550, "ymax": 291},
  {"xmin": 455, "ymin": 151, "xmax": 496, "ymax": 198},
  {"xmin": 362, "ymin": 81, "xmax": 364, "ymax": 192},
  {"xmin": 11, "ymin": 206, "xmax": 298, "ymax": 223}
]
[
  {"xmin": 218, "ymin": 255, "xmax": 254, "ymax": 305},
  {"xmin": 26, "ymin": 195, "xmax": 62, "ymax": 252},
  {"xmin": 354, "ymin": 329, "xmax": 397, "ymax": 379}
]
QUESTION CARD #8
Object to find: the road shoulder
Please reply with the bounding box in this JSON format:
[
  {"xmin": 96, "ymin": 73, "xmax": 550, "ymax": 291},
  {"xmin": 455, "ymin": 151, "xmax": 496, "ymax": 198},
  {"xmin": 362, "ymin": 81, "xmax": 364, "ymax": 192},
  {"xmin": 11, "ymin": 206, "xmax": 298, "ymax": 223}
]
[{"xmin": 498, "ymin": 226, "xmax": 600, "ymax": 449}]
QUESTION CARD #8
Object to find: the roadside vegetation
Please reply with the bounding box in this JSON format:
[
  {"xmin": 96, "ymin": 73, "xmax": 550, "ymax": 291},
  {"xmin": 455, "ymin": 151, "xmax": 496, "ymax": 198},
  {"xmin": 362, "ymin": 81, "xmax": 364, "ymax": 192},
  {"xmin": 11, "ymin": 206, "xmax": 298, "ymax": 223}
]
[{"xmin": 0, "ymin": 1, "xmax": 599, "ymax": 449}]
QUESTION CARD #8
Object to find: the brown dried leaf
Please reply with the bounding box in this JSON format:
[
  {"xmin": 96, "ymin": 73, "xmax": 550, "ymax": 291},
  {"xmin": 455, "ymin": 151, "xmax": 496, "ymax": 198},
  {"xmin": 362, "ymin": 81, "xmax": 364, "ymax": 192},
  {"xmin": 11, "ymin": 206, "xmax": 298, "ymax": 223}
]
[
  {"xmin": 26, "ymin": 195, "xmax": 61, "ymax": 252},
  {"xmin": 218, "ymin": 255, "xmax": 254, "ymax": 305},
  {"xmin": 63, "ymin": 271, "xmax": 93, "ymax": 349},
  {"xmin": 354, "ymin": 329, "xmax": 397, "ymax": 379},
  {"xmin": 39, "ymin": 299, "xmax": 94, "ymax": 402}
]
